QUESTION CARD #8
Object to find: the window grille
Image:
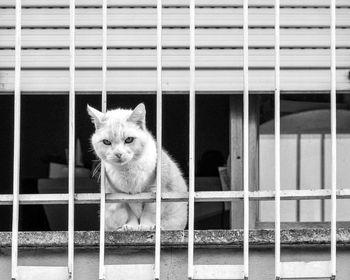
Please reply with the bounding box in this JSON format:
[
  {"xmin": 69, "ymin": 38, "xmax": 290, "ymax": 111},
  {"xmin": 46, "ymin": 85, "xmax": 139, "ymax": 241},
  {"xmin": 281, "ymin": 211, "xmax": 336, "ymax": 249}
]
[{"xmin": 0, "ymin": 0, "xmax": 348, "ymax": 279}]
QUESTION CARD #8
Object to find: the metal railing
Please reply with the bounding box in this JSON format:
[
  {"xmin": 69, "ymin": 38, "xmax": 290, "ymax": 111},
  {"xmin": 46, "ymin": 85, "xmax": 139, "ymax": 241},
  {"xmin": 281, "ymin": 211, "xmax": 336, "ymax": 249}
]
[{"xmin": 5, "ymin": 0, "xmax": 339, "ymax": 279}]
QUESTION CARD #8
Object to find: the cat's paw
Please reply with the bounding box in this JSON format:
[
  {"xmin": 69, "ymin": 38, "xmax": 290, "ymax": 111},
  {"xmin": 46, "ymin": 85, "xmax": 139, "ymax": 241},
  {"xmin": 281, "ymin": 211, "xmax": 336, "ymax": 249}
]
[
  {"xmin": 117, "ymin": 224, "xmax": 139, "ymax": 231},
  {"xmin": 138, "ymin": 224, "xmax": 156, "ymax": 231}
]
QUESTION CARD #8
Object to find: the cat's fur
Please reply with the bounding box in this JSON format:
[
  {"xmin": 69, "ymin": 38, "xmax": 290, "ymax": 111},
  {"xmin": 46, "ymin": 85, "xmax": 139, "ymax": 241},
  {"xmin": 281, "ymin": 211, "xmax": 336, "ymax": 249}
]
[{"xmin": 88, "ymin": 103, "xmax": 188, "ymax": 230}]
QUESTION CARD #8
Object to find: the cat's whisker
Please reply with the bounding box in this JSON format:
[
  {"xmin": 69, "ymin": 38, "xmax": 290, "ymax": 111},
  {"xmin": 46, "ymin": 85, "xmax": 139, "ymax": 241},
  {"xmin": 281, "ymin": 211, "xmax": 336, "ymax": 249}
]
[
  {"xmin": 93, "ymin": 168, "xmax": 100, "ymax": 178},
  {"xmin": 92, "ymin": 169, "xmax": 99, "ymax": 178},
  {"xmin": 92, "ymin": 161, "xmax": 101, "ymax": 180}
]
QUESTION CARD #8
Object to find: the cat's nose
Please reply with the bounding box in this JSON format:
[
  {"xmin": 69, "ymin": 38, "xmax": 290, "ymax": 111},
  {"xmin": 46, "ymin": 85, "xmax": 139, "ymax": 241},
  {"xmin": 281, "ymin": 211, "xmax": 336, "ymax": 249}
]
[{"xmin": 115, "ymin": 153, "xmax": 122, "ymax": 159}]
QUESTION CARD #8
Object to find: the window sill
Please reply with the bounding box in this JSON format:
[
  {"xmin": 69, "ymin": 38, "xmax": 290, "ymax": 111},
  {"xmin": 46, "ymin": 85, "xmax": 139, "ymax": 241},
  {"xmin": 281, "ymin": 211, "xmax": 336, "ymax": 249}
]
[{"xmin": 1, "ymin": 229, "xmax": 350, "ymax": 249}]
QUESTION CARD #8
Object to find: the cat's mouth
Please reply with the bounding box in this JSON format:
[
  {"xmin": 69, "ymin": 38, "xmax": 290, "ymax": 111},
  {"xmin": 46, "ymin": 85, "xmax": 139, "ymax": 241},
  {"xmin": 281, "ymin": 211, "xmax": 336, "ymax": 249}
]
[
  {"xmin": 113, "ymin": 158, "xmax": 128, "ymax": 165},
  {"xmin": 105, "ymin": 155, "xmax": 131, "ymax": 166}
]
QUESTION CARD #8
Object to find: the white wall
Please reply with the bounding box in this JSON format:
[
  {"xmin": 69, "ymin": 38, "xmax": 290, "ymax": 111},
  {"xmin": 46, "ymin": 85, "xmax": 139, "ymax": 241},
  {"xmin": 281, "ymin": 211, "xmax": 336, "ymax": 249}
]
[{"xmin": 1, "ymin": 247, "xmax": 350, "ymax": 280}]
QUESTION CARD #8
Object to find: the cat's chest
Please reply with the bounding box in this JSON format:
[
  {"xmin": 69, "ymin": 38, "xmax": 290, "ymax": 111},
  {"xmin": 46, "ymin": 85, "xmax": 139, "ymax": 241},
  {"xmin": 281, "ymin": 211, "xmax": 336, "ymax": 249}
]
[{"xmin": 106, "ymin": 165, "xmax": 155, "ymax": 194}]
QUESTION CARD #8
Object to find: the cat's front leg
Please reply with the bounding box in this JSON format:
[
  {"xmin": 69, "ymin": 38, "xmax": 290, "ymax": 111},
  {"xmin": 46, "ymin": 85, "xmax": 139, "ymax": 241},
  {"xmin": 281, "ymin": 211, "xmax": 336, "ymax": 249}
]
[
  {"xmin": 105, "ymin": 202, "xmax": 129, "ymax": 231},
  {"xmin": 139, "ymin": 203, "xmax": 157, "ymax": 231},
  {"xmin": 118, "ymin": 209, "xmax": 139, "ymax": 231}
]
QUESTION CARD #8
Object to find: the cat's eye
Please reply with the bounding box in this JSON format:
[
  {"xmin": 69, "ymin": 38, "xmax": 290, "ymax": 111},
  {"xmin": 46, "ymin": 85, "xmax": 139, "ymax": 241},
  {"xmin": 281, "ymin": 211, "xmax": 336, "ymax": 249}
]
[
  {"xmin": 125, "ymin": 137, "xmax": 135, "ymax": 144},
  {"xmin": 102, "ymin": 139, "xmax": 111, "ymax": 145}
]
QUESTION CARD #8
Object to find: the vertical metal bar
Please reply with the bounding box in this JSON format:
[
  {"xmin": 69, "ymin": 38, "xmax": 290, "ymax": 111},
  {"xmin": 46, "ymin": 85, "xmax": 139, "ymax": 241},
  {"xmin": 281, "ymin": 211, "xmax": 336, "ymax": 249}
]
[
  {"xmin": 330, "ymin": 0, "xmax": 337, "ymax": 277},
  {"xmin": 99, "ymin": 0, "xmax": 107, "ymax": 279},
  {"xmin": 274, "ymin": 0, "xmax": 281, "ymax": 278},
  {"xmin": 154, "ymin": 0, "xmax": 162, "ymax": 279},
  {"xmin": 188, "ymin": 0, "xmax": 195, "ymax": 279},
  {"xmin": 99, "ymin": 165, "xmax": 106, "ymax": 280},
  {"xmin": 68, "ymin": 0, "xmax": 75, "ymax": 278},
  {"xmin": 321, "ymin": 134, "xmax": 326, "ymax": 222},
  {"xmin": 242, "ymin": 0, "xmax": 249, "ymax": 278},
  {"xmin": 296, "ymin": 134, "xmax": 301, "ymax": 222},
  {"xmin": 11, "ymin": 0, "xmax": 21, "ymax": 279}
]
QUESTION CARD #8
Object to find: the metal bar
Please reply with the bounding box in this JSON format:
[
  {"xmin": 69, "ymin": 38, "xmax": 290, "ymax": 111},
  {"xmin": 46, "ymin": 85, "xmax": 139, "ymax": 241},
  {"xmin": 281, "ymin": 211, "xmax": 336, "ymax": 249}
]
[
  {"xmin": 188, "ymin": 0, "xmax": 195, "ymax": 278},
  {"xmin": 330, "ymin": 0, "xmax": 337, "ymax": 276},
  {"xmin": 2, "ymin": 189, "xmax": 350, "ymax": 205},
  {"xmin": 242, "ymin": 0, "xmax": 249, "ymax": 277},
  {"xmin": 99, "ymin": 131, "xmax": 106, "ymax": 279},
  {"xmin": 274, "ymin": 0, "xmax": 281, "ymax": 278},
  {"xmin": 68, "ymin": 0, "xmax": 76, "ymax": 278},
  {"xmin": 11, "ymin": 0, "xmax": 21, "ymax": 278},
  {"xmin": 99, "ymin": 0, "xmax": 107, "ymax": 279},
  {"xmin": 154, "ymin": 0, "xmax": 162, "ymax": 279},
  {"xmin": 296, "ymin": 134, "xmax": 301, "ymax": 222},
  {"xmin": 321, "ymin": 134, "xmax": 326, "ymax": 222}
]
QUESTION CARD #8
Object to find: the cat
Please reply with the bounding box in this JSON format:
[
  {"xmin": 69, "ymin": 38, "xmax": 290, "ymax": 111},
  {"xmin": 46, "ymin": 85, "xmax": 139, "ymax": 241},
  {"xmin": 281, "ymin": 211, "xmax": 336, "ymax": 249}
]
[{"xmin": 87, "ymin": 103, "xmax": 188, "ymax": 231}]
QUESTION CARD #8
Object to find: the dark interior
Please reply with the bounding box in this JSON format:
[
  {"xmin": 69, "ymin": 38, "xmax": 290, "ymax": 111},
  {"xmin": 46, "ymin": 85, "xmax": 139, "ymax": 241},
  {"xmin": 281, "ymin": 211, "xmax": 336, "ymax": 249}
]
[{"xmin": 0, "ymin": 94, "xmax": 230, "ymax": 231}]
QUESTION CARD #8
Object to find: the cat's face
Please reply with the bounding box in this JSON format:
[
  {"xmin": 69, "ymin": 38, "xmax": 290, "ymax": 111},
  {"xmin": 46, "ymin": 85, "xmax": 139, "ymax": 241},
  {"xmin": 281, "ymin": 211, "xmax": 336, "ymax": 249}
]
[{"xmin": 88, "ymin": 103, "xmax": 148, "ymax": 166}]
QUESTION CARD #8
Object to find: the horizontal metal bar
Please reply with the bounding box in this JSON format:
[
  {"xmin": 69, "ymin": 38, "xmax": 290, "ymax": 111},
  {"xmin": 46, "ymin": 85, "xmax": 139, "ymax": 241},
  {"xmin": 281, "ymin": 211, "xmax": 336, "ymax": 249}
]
[
  {"xmin": 195, "ymin": 189, "xmax": 342, "ymax": 201},
  {"xmin": 0, "ymin": 193, "xmax": 157, "ymax": 204},
  {"xmin": 1, "ymin": 189, "xmax": 350, "ymax": 205}
]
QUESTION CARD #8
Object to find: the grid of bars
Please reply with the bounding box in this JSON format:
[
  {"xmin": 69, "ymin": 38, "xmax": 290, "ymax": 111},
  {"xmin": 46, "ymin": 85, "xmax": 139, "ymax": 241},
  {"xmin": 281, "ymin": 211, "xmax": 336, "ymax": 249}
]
[{"xmin": 4, "ymin": 0, "xmax": 340, "ymax": 279}]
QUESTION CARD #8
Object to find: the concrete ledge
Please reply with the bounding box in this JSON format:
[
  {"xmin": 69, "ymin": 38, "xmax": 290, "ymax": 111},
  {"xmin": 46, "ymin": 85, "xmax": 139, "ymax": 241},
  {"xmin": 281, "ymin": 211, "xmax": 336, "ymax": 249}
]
[{"xmin": 1, "ymin": 229, "xmax": 350, "ymax": 249}]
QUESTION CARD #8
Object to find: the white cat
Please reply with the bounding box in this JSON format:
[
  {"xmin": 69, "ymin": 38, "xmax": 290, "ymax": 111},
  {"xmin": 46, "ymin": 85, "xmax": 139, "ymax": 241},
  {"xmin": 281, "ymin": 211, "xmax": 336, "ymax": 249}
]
[{"xmin": 88, "ymin": 103, "xmax": 188, "ymax": 230}]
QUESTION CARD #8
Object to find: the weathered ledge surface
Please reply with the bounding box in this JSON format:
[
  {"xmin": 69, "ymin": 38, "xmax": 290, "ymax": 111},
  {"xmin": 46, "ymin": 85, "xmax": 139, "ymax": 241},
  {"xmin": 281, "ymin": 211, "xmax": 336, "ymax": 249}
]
[{"xmin": 1, "ymin": 229, "xmax": 350, "ymax": 249}]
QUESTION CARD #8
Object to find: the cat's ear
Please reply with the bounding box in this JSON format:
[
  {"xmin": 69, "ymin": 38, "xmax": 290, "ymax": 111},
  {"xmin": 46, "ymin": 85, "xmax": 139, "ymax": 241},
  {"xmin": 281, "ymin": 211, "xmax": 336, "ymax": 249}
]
[
  {"xmin": 87, "ymin": 105, "xmax": 104, "ymax": 129},
  {"xmin": 127, "ymin": 103, "xmax": 146, "ymax": 129}
]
